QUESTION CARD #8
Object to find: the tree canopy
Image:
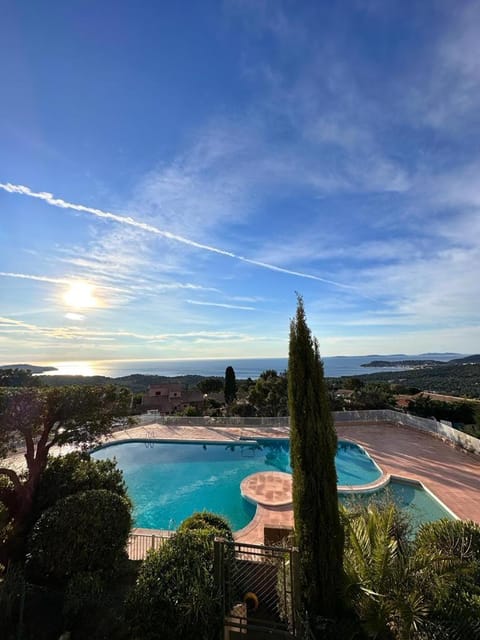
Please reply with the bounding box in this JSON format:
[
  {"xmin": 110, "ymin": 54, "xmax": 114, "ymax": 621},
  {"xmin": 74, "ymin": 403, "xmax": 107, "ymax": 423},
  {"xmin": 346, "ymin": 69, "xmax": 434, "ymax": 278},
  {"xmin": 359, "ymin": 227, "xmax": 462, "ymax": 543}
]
[
  {"xmin": 247, "ymin": 369, "xmax": 288, "ymax": 416},
  {"xmin": 196, "ymin": 377, "xmax": 224, "ymax": 395},
  {"xmin": 0, "ymin": 368, "xmax": 40, "ymax": 388},
  {"xmin": 0, "ymin": 384, "xmax": 132, "ymax": 562}
]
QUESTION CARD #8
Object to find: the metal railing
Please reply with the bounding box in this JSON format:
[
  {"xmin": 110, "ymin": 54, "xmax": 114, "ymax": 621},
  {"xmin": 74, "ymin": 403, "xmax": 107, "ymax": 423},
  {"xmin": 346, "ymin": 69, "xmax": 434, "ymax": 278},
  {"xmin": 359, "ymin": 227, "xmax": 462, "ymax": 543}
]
[
  {"xmin": 217, "ymin": 539, "xmax": 299, "ymax": 638},
  {"xmin": 127, "ymin": 532, "xmax": 173, "ymax": 561}
]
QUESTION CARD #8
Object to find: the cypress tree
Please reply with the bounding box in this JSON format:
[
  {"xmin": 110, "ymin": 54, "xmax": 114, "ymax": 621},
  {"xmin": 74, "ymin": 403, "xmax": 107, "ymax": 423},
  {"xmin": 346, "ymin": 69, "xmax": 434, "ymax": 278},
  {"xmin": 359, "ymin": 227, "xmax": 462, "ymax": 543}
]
[
  {"xmin": 224, "ymin": 366, "xmax": 237, "ymax": 404},
  {"xmin": 288, "ymin": 296, "xmax": 344, "ymax": 628}
]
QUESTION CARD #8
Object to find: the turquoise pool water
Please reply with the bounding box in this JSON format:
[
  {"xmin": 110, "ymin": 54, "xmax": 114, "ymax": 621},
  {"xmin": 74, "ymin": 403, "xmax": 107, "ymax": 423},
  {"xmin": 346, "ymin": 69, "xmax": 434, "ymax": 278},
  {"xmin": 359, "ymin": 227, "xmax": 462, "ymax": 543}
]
[
  {"xmin": 92, "ymin": 439, "xmax": 380, "ymax": 530},
  {"xmin": 93, "ymin": 439, "xmax": 453, "ymax": 531},
  {"xmin": 340, "ymin": 479, "xmax": 454, "ymax": 532}
]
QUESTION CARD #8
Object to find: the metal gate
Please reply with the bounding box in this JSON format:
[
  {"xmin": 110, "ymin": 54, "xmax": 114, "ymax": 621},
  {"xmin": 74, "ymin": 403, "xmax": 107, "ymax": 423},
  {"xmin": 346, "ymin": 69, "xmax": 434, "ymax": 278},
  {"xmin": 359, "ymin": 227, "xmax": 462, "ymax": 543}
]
[{"xmin": 215, "ymin": 539, "xmax": 299, "ymax": 639}]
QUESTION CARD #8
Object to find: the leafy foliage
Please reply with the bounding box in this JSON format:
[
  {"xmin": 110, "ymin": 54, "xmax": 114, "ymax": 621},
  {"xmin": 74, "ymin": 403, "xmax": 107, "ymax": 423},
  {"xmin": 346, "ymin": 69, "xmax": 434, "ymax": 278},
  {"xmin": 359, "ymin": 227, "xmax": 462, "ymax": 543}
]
[
  {"xmin": 32, "ymin": 451, "xmax": 130, "ymax": 523},
  {"xmin": 0, "ymin": 368, "xmax": 40, "ymax": 387},
  {"xmin": 197, "ymin": 377, "xmax": 224, "ymax": 394},
  {"xmin": 178, "ymin": 404, "xmax": 202, "ymax": 416},
  {"xmin": 343, "ymin": 503, "xmax": 426, "ymax": 639},
  {"xmin": 26, "ymin": 489, "xmax": 132, "ymax": 587},
  {"xmin": 0, "ymin": 385, "xmax": 132, "ymax": 454},
  {"xmin": 288, "ymin": 295, "xmax": 344, "ymax": 625},
  {"xmin": 247, "ymin": 369, "xmax": 288, "ymax": 416},
  {"xmin": 407, "ymin": 394, "xmax": 478, "ymax": 424},
  {"xmin": 0, "ymin": 385, "xmax": 132, "ymax": 564},
  {"xmin": 127, "ymin": 527, "xmax": 226, "ymax": 640},
  {"xmin": 414, "ymin": 519, "xmax": 480, "ymax": 638},
  {"xmin": 178, "ymin": 511, "xmax": 234, "ymax": 541},
  {"xmin": 61, "ymin": 563, "xmax": 138, "ymax": 640},
  {"xmin": 343, "ymin": 506, "xmax": 480, "ymax": 639}
]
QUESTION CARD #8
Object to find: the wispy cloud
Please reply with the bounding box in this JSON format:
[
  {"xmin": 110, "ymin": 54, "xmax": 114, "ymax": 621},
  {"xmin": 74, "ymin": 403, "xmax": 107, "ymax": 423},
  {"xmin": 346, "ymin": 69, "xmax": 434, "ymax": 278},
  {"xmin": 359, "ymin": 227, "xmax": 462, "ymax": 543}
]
[
  {"xmin": 186, "ymin": 300, "xmax": 255, "ymax": 311},
  {"xmin": 0, "ymin": 315, "xmax": 264, "ymax": 343},
  {"xmin": 0, "ymin": 271, "xmax": 68, "ymax": 285},
  {"xmin": 0, "ymin": 270, "xmax": 126, "ymax": 294},
  {"xmin": 0, "ymin": 181, "xmax": 362, "ymax": 293}
]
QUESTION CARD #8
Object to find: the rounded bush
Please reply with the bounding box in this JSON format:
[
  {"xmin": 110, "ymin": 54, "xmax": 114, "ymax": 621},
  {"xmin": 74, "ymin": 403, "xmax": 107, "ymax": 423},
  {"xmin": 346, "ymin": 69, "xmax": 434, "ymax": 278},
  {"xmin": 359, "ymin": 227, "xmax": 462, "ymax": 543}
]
[
  {"xmin": 33, "ymin": 451, "xmax": 129, "ymax": 520},
  {"xmin": 27, "ymin": 489, "xmax": 132, "ymax": 586},
  {"xmin": 178, "ymin": 511, "xmax": 233, "ymax": 541},
  {"xmin": 127, "ymin": 529, "xmax": 223, "ymax": 640}
]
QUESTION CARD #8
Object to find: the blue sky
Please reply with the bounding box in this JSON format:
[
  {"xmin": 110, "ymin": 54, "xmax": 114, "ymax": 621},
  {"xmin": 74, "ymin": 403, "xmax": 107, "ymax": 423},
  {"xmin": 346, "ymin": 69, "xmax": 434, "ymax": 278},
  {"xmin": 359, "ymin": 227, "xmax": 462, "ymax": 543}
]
[{"xmin": 1, "ymin": 0, "xmax": 479, "ymax": 364}]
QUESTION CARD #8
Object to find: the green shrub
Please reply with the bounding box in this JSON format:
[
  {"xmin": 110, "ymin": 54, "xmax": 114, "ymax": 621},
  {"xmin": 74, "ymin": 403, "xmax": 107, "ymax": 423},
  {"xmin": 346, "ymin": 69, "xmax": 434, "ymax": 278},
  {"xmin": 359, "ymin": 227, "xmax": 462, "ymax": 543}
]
[
  {"xmin": 415, "ymin": 518, "xmax": 480, "ymax": 562},
  {"xmin": 178, "ymin": 511, "xmax": 234, "ymax": 541},
  {"xmin": 63, "ymin": 571, "xmax": 106, "ymax": 619},
  {"xmin": 26, "ymin": 489, "xmax": 132, "ymax": 586},
  {"xmin": 32, "ymin": 451, "xmax": 130, "ymax": 522},
  {"xmin": 127, "ymin": 529, "xmax": 223, "ymax": 640}
]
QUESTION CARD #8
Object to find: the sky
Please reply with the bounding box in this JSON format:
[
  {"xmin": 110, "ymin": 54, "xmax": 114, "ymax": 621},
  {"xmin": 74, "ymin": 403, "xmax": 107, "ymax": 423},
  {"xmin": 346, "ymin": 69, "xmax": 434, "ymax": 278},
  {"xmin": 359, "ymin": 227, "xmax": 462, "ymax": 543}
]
[{"xmin": 1, "ymin": 0, "xmax": 479, "ymax": 364}]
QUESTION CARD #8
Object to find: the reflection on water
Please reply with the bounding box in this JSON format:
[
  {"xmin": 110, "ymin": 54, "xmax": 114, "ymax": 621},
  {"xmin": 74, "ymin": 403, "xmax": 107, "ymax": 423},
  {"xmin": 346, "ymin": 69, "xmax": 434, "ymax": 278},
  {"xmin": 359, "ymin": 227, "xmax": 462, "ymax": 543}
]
[
  {"xmin": 263, "ymin": 442, "xmax": 291, "ymax": 472},
  {"xmin": 42, "ymin": 361, "xmax": 97, "ymax": 376}
]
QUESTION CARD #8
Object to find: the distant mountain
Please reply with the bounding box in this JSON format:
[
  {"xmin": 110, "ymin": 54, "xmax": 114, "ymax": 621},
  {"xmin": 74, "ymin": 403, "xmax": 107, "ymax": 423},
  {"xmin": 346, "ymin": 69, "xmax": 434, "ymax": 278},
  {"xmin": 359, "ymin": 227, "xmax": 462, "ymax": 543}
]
[
  {"xmin": 0, "ymin": 363, "xmax": 58, "ymax": 373},
  {"xmin": 419, "ymin": 352, "xmax": 463, "ymax": 357}
]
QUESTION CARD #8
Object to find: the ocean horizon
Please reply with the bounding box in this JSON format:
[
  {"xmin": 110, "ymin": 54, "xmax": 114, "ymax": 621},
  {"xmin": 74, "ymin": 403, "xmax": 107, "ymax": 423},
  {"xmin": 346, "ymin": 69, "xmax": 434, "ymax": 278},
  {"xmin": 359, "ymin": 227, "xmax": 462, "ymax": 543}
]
[{"xmin": 32, "ymin": 353, "xmax": 462, "ymax": 379}]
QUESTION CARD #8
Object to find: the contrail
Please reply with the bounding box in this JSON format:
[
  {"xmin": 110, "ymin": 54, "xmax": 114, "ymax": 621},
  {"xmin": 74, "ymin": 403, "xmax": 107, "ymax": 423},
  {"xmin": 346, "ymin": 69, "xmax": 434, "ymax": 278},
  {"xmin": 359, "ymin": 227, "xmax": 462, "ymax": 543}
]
[
  {"xmin": 186, "ymin": 299, "xmax": 255, "ymax": 311},
  {"xmin": 0, "ymin": 182, "xmax": 359, "ymax": 292},
  {"xmin": 0, "ymin": 270, "xmax": 125, "ymax": 293},
  {"xmin": 0, "ymin": 272, "xmax": 67, "ymax": 284}
]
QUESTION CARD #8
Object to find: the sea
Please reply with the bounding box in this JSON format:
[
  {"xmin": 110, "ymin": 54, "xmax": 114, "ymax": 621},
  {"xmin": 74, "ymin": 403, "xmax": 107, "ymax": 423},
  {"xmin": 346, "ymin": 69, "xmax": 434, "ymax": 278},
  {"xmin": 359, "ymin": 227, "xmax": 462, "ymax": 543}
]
[{"xmin": 38, "ymin": 353, "xmax": 461, "ymax": 379}]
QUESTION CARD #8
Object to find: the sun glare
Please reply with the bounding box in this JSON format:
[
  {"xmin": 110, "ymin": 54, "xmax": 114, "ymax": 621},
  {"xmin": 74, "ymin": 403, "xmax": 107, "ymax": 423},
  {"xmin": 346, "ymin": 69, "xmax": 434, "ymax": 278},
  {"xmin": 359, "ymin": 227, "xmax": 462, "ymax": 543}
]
[
  {"xmin": 43, "ymin": 361, "xmax": 97, "ymax": 376},
  {"xmin": 63, "ymin": 281, "xmax": 97, "ymax": 309}
]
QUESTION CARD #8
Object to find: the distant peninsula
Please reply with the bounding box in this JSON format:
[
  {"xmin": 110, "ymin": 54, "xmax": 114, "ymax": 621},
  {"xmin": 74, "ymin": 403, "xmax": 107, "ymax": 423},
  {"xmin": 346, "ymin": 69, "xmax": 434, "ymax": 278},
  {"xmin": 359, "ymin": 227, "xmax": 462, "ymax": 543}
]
[
  {"xmin": 361, "ymin": 359, "xmax": 442, "ymax": 368},
  {"xmin": 0, "ymin": 363, "xmax": 58, "ymax": 374},
  {"xmin": 362, "ymin": 354, "xmax": 480, "ymax": 369}
]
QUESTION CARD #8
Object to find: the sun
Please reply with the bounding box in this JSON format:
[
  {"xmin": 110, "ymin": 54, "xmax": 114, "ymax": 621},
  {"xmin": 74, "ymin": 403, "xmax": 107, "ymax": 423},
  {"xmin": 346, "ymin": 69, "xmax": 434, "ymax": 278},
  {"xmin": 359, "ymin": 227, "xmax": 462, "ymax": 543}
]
[{"xmin": 63, "ymin": 281, "xmax": 97, "ymax": 309}]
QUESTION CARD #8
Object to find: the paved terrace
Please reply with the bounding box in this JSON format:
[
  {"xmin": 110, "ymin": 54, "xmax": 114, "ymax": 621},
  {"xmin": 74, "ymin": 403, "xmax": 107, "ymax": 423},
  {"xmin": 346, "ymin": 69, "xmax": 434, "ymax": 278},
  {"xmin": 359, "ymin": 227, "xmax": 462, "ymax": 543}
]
[{"xmin": 108, "ymin": 419, "xmax": 480, "ymax": 547}]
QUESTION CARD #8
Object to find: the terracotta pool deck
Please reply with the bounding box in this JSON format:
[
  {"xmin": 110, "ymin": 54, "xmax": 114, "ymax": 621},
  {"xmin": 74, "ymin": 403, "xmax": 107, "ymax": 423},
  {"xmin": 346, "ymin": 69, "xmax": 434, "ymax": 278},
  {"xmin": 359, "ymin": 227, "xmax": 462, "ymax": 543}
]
[
  {"xmin": 337, "ymin": 422, "xmax": 480, "ymax": 525},
  {"xmin": 117, "ymin": 420, "xmax": 480, "ymax": 546}
]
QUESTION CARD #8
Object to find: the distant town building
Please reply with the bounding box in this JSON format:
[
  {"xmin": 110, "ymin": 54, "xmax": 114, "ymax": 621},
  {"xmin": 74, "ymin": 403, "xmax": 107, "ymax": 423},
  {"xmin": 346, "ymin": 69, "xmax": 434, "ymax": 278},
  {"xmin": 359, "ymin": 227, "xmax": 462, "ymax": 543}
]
[{"xmin": 141, "ymin": 383, "xmax": 219, "ymax": 413}]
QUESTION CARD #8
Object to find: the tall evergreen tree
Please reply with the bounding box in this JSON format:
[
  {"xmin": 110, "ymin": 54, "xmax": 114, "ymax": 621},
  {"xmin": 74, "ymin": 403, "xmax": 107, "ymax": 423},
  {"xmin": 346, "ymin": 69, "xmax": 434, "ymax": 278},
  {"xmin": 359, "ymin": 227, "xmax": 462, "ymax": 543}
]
[
  {"xmin": 224, "ymin": 366, "xmax": 237, "ymax": 404},
  {"xmin": 288, "ymin": 296, "xmax": 344, "ymax": 630}
]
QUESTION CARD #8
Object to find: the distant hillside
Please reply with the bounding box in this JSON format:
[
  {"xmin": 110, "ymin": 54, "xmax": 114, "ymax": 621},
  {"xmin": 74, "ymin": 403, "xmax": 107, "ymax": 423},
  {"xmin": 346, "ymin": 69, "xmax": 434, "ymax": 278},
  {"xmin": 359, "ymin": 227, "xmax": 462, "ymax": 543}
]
[
  {"xmin": 447, "ymin": 354, "xmax": 480, "ymax": 365},
  {"xmin": 361, "ymin": 354, "xmax": 479, "ymax": 369},
  {"xmin": 361, "ymin": 359, "xmax": 442, "ymax": 368},
  {"xmin": 0, "ymin": 363, "xmax": 57, "ymax": 373},
  {"xmin": 355, "ymin": 362, "xmax": 480, "ymax": 399},
  {"xmin": 38, "ymin": 373, "xmax": 206, "ymax": 394}
]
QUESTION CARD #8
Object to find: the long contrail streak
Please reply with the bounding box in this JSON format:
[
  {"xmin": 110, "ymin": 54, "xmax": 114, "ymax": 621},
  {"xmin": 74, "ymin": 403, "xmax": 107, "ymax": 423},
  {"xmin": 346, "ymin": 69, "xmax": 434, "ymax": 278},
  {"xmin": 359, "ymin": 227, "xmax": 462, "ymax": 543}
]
[{"xmin": 0, "ymin": 182, "xmax": 359, "ymax": 292}]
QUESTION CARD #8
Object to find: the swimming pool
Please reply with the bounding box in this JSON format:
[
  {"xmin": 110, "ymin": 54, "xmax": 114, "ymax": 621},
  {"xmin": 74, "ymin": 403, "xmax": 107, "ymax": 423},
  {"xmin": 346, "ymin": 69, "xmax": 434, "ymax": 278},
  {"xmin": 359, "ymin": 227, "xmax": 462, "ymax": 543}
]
[
  {"xmin": 340, "ymin": 478, "xmax": 455, "ymax": 533},
  {"xmin": 92, "ymin": 438, "xmax": 381, "ymax": 530}
]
